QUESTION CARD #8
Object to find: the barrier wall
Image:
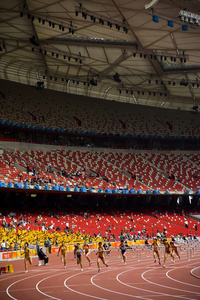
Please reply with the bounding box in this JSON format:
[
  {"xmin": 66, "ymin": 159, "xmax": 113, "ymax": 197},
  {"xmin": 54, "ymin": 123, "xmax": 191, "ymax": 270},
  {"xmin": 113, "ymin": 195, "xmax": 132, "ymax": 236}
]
[
  {"xmin": 0, "ymin": 248, "xmax": 37, "ymax": 260},
  {"xmin": 0, "ymin": 239, "xmax": 166, "ymax": 261}
]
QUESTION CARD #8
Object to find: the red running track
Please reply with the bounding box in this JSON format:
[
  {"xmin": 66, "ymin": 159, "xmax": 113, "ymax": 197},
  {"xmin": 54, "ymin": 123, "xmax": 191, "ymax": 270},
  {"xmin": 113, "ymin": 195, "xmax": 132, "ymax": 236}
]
[{"xmin": 0, "ymin": 248, "xmax": 200, "ymax": 300}]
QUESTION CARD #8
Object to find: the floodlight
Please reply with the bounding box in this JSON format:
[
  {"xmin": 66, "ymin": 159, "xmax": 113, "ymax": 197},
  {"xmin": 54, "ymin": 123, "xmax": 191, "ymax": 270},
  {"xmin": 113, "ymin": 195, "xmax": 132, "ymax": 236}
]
[
  {"xmin": 153, "ymin": 15, "xmax": 159, "ymax": 23},
  {"xmin": 168, "ymin": 20, "xmax": 174, "ymax": 27}
]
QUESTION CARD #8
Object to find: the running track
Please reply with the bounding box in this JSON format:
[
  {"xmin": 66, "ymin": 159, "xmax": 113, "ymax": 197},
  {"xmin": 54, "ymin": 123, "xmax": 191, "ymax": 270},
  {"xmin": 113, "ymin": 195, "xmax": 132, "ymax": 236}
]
[{"xmin": 0, "ymin": 248, "xmax": 200, "ymax": 300}]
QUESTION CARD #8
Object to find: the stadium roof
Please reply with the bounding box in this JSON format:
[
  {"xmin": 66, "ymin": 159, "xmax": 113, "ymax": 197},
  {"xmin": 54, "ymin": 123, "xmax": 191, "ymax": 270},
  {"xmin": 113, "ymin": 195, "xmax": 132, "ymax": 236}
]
[{"xmin": 0, "ymin": 0, "xmax": 200, "ymax": 110}]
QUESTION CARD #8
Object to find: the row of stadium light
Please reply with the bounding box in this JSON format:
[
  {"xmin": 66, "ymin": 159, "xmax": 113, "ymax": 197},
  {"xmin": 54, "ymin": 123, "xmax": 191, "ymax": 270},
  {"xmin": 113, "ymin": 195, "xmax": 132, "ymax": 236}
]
[
  {"xmin": 31, "ymin": 46, "xmax": 83, "ymax": 64},
  {"xmin": 20, "ymin": 12, "xmax": 75, "ymax": 34},
  {"xmin": 75, "ymin": 3, "xmax": 128, "ymax": 34}
]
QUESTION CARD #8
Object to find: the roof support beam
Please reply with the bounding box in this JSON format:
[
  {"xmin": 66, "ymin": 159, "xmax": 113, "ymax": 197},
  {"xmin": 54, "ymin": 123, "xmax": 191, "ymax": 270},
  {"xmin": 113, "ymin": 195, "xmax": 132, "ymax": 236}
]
[
  {"xmin": 46, "ymin": 36, "xmax": 138, "ymax": 48},
  {"xmin": 98, "ymin": 50, "xmax": 129, "ymax": 82}
]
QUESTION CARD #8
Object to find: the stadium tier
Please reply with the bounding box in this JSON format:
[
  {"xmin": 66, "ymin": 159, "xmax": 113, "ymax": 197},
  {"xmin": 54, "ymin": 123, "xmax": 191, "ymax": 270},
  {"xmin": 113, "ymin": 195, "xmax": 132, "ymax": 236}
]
[
  {"xmin": 1, "ymin": 79, "xmax": 200, "ymax": 138},
  {"xmin": 0, "ymin": 210, "xmax": 199, "ymax": 241},
  {"xmin": 0, "ymin": 148, "xmax": 200, "ymax": 193}
]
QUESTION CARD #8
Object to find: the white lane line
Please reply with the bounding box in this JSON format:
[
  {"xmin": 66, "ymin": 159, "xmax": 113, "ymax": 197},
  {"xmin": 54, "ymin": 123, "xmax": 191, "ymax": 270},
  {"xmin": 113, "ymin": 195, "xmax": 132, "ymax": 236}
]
[
  {"xmin": 91, "ymin": 268, "xmax": 153, "ymax": 300},
  {"xmin": 190, "ymin": 266, "xmax": 200, "ymax": 279},
  {"xmin": 117, "ymin": 267, "xmax": 193, "ymax": 300},
  {"xmin": 64, "ymin": 271, "xmax": 109, "ymax": 300},
  {"xmin": 166, "ymin": 265, "xmax": 200, "ymax": 288},
  {"xmin": 64, "ymin": 255, "xmax": 155, "ymax": 300},
  {"xmin": 36, "ymin": 271, "xmax": 70, "ymax": 300},
  {"xmin": 6, "ymin": 270, "xmax": 56, "ymax": 300},
  {"xmin": 141, "ymin": 268, "xmax": 200, "ymax": 298},
  {"xmin": 0, "ymin": 261, "xmax": 76, "ymax": 282},
  {"xmin": 37, "ymin": 257, "xmax": 150, "ymax": 300}
]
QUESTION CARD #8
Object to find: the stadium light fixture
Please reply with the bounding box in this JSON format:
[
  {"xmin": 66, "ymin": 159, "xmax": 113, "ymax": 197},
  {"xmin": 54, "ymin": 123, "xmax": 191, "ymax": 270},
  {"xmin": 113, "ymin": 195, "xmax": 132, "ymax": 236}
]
[
  {"xmin": 153, "ymin": 15, "xmax": 159, "ymax": 23},
  {"xmin": 182, "ymin": 25, "xmax": 188, "ymax": 31},
  {"xmin": 168, "ymin": 20, "xmax": 174, "ymax": 27}
]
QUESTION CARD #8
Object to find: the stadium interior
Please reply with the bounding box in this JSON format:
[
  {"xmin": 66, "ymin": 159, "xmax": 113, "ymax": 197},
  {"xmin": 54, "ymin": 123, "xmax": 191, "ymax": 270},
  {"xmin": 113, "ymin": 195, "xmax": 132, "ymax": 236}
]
[{"xmin": 0, "ymin": 0, "xmax": 200, "ymax": 247}]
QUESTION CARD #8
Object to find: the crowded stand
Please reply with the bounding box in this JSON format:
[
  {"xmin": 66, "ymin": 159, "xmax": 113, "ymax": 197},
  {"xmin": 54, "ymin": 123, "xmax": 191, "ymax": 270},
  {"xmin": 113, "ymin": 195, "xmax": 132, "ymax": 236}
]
[{"xmin": 0, "ymin": 209, "xmax": 199, "ymax": 253}]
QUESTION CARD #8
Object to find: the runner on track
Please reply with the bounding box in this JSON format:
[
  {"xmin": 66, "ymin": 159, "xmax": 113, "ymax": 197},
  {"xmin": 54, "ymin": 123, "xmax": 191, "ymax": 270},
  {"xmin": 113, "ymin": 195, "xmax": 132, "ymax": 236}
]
[
  {"xmin": 151, "ymin": 238, "xmax": 161, "ymax": 265},
  {"xmin": 57, "ymin": 241, "xmax": 67, "ymax": 268},
  {"xmin": 21, "ymin": 242, "xmax": 32, "ymax": 273},
  {"xmin": 83, "ymin": 241, "xmax": 92, "ymax": 266},
  {"xmin": 161, "ymin": 238, "xmax": 174, "ymax": 268},
  {"xmin": 76, "ymin": 243, "xmax": 83, "ymax": 271},
  {"xmin": 119, "ymin": 240, "xmax": 127, "ymax": 265},
  {"xmin": 170, "ymin": 241, "xmax": 181, "ymax": 260},
  {"xmin": 96, "ymin": 242, "xmax": 108, "ymax": 272}
]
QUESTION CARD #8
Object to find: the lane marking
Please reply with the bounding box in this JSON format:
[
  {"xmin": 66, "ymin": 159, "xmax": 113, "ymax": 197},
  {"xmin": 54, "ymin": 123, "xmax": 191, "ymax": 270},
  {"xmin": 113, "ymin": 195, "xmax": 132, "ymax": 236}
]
[
  {"xmin": 91, "ymin": 270, "xmax": 153, "ymax": 300},
  {"xmin": 64, "ymin": 271, "xmax": 109, "ymax": 300},
  {"xmin": 166, "ymin": 265, "xmax": 200, "ymax": 288},
  {"xmin": 116, "ymin": 267, "xmax": 194, "ymax": 300},
  {"xmin": 190, "ymin": 266, "xmax": 200, "ymax": 280},
  {"xmin": 6, "ymin": 270, "xmax": 58, "ymax": 300},
  {"xmin": 142, "ymin": 268, "xmax": 200, "ymax": 298}
]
